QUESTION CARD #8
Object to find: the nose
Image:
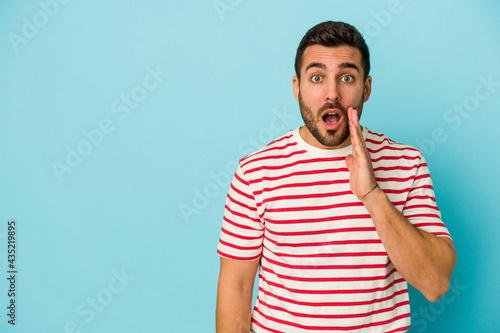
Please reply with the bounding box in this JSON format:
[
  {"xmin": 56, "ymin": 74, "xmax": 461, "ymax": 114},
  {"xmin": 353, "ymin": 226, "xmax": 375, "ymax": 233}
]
[{"xmin": 324, "ymin": 80, "xmax": 340, "ymax": 102}]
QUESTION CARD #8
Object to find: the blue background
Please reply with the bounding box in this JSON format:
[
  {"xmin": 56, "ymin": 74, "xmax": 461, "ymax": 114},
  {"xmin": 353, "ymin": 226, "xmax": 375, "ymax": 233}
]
[{"xmin": 1, "ymin": 0, "xmax": 499, "ymax": 332}]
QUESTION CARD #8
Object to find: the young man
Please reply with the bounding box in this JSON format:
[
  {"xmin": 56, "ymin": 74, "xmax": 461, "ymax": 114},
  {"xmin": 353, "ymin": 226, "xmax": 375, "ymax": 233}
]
[{"xmin": 216, "ymin": 21, "xmax": 456, "ymax": 333}]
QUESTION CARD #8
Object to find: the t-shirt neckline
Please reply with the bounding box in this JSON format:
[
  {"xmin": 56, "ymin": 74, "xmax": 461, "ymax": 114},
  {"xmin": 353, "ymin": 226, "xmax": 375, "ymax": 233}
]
[{"xmin": 292, "ymin": 126, "xmax": 369, "ymax": 157}]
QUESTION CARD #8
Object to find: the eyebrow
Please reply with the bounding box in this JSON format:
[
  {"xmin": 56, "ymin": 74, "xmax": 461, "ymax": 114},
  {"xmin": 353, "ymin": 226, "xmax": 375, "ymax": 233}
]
[
  {"xmin": 304, "ymin": 62, "xmax": 327, "ymax": 72},
  {"xmin": 304, "ymin": 62, "xmax": 360, "ymax": 73},
  {"xmin": 338, "ymin": 62, "xmax": 360, "ymax": 72}
]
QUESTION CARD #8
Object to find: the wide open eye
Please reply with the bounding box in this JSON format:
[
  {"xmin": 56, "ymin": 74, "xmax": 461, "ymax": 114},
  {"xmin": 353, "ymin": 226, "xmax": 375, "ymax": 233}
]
[
  {"xmin": 341, "ymin": 75, "xmax": 354, "ymax": 83},
  {"xmin": 311, "ymin": 75, "xmax": 322, "ymax": 83}
]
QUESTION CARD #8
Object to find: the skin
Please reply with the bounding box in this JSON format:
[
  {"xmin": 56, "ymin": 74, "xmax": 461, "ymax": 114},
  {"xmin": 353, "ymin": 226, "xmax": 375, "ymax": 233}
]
[
  {"xmin": 216, "ymin": 44, "xmax": 456, "ymax": 332},
  {"xmin": 293, "ymin": 44, "xmax": 371, "ymax": 149},
  {"xmin": 216, "ymin": 258, "xmax": 259, "ymax": 333},
  {"xmin": 346, "ymin": 105, "xmax": 456, "ymax": 302}
]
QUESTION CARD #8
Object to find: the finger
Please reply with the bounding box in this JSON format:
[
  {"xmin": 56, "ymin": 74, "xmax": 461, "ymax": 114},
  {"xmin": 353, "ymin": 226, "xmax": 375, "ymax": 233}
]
[
  {"xmin": 349, "ymin": 113, "xmax": 364, "ymax": 161},
  {"xmin": 349, "ymin": 106, "xmax": 359, "ymax": 125},
  {"xmin": 348, "ymin": 107, "xmax": 362, "ymax": 147},
  {"xmin": 345, "ymin": 154, "xmax": 353, "ymax": 172},
  {"xmin": 348, "ymin": 107, "xmax": 369, "ymax": 160}
]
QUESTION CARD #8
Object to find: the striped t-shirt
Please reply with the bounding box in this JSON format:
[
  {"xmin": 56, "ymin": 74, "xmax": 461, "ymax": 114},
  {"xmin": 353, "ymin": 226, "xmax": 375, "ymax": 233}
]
[{"xmin": 217, "ymin": 127, "xmax": 451, "ymax": 333}]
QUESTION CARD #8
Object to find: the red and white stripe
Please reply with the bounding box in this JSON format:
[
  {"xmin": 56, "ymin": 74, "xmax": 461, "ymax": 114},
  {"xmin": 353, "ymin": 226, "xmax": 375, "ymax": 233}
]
[{"xmin": 217, "ymin": 127, "xmax": 450, "ymax": 332}]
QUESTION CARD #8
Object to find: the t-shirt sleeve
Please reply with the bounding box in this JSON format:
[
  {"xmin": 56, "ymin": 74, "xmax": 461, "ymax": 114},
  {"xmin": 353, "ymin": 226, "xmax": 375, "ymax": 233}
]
[
  {"xmin": 402, "ymin": 153, "xmax": 451, "ymax": 239},
  {"xmin": 217, "ymin": 163, "xmax": 265, "ymax": 261}
]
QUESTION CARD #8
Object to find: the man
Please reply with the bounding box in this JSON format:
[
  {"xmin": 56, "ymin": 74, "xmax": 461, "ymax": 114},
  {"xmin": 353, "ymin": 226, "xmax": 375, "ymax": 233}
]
[{"xmin": 216, "ymin": 21, "xmax": 456, "ymax": 332}]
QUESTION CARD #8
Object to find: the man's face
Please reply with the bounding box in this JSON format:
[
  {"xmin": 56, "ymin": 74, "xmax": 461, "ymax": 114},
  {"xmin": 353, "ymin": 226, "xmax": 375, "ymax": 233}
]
[{"xmin": 293, "ymin": 44, "xmax": 372, "ymax": 149}]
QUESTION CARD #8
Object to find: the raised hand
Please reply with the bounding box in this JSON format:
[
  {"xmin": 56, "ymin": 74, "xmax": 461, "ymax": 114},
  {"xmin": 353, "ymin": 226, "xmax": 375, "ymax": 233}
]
[{"xmin": 345, "ymin": 106, "xmax": 378, "ymax": 199}]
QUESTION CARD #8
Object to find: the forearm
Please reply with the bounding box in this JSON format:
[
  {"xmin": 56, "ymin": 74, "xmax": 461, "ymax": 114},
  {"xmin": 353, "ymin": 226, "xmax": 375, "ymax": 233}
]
[
  {"xmin": 361, "ymin": 187, "xmax": 456, "ymax": 301},
  {"xmin": 216, "ymin": 258, "xmax": 259, "ymax": 332},
  {"xmin": 216, "ymin": 284, "xmax": 253, "ymax": 333},
  {"xmin": 345, "ymin": 108, "xmax": 456, "ymax": 301}
]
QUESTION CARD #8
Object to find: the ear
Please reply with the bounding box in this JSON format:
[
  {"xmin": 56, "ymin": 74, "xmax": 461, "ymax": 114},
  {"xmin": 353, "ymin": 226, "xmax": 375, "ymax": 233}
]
[
  {"xmin": 363, "ymin": 76, "xmax": 372, "ymax": 102},
  {"xmin": 293, "ymin": 75, "xmax": 299, "ymax": 102}
]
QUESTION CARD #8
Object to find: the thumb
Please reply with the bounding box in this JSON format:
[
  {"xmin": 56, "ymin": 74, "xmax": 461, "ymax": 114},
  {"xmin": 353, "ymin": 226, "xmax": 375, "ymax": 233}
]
[{"xmin": 345, "ymin": 154, "xmax": 354, "ymax": 173}]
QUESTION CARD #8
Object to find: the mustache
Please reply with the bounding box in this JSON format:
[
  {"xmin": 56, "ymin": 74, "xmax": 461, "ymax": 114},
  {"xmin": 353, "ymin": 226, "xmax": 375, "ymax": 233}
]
[{"xmin": 318, "ymin": 102, "xmax": 346, "ymax": 115}]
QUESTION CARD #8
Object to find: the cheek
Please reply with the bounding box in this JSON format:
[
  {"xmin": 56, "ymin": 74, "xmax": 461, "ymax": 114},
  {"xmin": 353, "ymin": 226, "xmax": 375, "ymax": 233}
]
[
  {"xmin": 344, "ymin": 87, "xmax": 365, "ymax": 104},
  {"xmin": 301, "ymin": 86, "xmax": 323, "ymax": 104}
]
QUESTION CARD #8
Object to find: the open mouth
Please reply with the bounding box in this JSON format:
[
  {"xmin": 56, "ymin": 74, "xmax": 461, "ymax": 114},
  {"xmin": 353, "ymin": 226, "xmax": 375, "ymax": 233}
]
[
  {"xmin": 323, "ymin": 112, "xmax": 341, "ymax": 125},
  {"xmin": 321, "ymin": 110, "xmax": 342, "ymax": 129}
]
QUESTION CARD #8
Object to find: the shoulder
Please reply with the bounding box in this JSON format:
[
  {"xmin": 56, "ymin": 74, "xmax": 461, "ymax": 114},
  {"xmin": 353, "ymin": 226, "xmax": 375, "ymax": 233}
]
[
  {"xmin": 365, "ymin": 128, "xmax": 424, "ymax": 159},
  {"xmin": 238, "ymin": 129, "xmax": 304, "ymax": 170}
]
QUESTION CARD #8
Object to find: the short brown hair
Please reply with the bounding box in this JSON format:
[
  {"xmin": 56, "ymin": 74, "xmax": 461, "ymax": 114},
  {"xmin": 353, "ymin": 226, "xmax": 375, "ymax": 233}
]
[{"xmin": 295, "ymin": 21, "xmax": 370, "ymax": 80}]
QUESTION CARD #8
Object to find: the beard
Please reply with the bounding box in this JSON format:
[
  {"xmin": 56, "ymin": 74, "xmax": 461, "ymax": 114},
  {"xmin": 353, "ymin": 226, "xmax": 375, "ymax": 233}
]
[{"xmin": 298, "ymin": 93, "xmax": 364, "ymax": 148}]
